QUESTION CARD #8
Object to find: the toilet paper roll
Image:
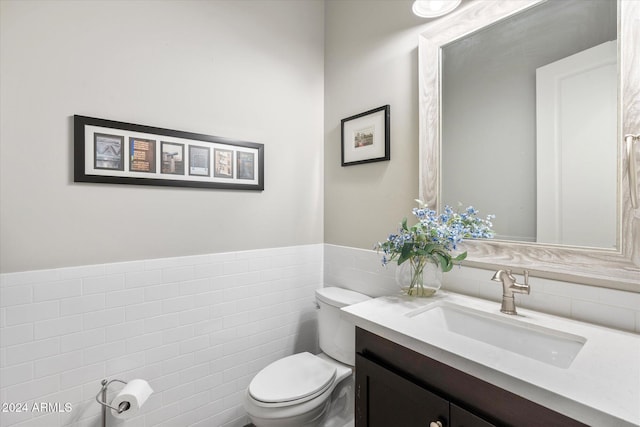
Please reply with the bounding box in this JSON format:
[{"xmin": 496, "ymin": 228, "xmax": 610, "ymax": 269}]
[{"xmin": 110, "ymin": 379, "xmax": 153, "ymax": 420}]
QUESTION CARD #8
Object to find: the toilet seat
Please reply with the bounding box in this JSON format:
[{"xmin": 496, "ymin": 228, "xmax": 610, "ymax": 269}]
[{"xmin": 248, "ymin": 352, "xmax": 337, "ymax": 407}]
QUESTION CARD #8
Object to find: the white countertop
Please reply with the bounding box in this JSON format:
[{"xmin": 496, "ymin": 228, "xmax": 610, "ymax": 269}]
[{"xmin": 341, "ymin": 291, "xmax": 640, "ymax": 426}]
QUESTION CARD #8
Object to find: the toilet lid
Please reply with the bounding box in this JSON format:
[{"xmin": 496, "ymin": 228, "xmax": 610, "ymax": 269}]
[{"xmin": 248, "ymin": 352, "xmax": 337, "ymax": 404}]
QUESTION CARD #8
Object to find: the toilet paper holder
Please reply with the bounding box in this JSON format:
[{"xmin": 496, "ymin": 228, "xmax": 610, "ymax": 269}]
[{"xmin": 95, "ymin": 378, "xmax": 130, "ymax": 427}]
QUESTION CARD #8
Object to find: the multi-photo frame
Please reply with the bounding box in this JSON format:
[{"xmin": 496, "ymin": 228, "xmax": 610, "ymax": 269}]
[{"xmin": 74, "ymin": 115, "xmax": 264, "ymax": 190}]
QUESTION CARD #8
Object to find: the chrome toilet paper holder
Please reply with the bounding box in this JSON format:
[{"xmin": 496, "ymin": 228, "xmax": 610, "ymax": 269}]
[{"xmin": 95, "ymin": 378, "xmax": 130, "ymax": 427}]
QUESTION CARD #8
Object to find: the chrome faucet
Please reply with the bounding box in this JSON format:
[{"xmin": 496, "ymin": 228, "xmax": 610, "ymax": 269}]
[{"xmin": 491, "ymin": 269, "xmax": 530, "ymax": 315}]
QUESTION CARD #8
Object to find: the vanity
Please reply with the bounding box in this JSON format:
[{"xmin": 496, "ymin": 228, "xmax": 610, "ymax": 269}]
[{"xmin": 342, "ymin": 292, "xmax": 640, "ymax": 426}]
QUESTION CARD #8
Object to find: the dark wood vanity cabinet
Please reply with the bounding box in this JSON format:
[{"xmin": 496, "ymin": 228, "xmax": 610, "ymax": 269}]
[{"xmin": 355, "ymin": 327, "xmax": 586, "ymax": 427}]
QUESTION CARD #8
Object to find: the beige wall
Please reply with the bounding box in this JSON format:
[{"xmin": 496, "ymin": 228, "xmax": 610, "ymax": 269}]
[
  {"xmin": 0, "ymin": 0, "xmax": 325, "ymax": 273},
  {"xmin": 324, "ymin": 0, "xmax": 433, "ymax": 251}
]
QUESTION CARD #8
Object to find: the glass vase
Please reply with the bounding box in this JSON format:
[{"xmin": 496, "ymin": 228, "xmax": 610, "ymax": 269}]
[{"xmin": 395, "ymin": 256, "xmax": 442, "ymax": 297}]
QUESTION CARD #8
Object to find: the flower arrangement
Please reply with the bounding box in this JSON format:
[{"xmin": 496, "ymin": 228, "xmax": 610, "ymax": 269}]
[{"xmin": 376, "ymin": 200, "xmax": 495, "ymax": 296}]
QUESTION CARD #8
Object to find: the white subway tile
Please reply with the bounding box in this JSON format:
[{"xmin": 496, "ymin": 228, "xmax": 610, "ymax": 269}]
[
  {"xmin": 60, "ymin": 294, "xmax": 105, "ymax": 316},
  {"xmin": 2, "ymin": 374, "xmax": 59, "ymax": 402},
  {"xmin": 593, "ymin": 287, "xmax": 640, "ymax": 312},
  {"xmin": 179, "ymin": 336, "xmax": 209, "ymax": 354},
  {"xmin": 125, "ymin": 332, "xmax": 163, "ymax": 353},
  {"xmin": 163, "ymin": 325, "xmax": 194, "ymax": 344},
  {"xmin": 150, "ymin": 372, "xmax": 181, "ymax": 393},
  {"xmin": 125, "ymin": 270, "xmax": 162, "ymax": 289},
  {"xmin": 0, "ymin": 362, "xmax": 33, "ymax": 387},
  {"xmin": 105, "ymin": 260, "xmax": 146, "ymax": 275},
  {"xmin": 0, "ymin": 286, "xmax": 31, "ymax": 307},
  {"xmin": 5, "ymin": 301, "xmax": 59, "ymax": 326},
  {"xmin": 179, "ymin": 278, "xmax": 212, "ymax": 296},
  {"xmin": 194, "ymin": 263, "xmax": 224, "ymax": 279},
  {"xmin": 163, "ymin": 382, "xmax": 194, "ymax": 405},
  {"xmin": 60, "ymin": 330, "xmax": 105, "ymax": 353},
  {"xmin": 0, "ymin": 324, "xmax": 33, "ymax": 347},
  {"xmin": 84, "ymin": 341, "xmax": 125, "ymax": 364},
  {"xmin": 193, "ymin": 345, "xmax": 224, "ymax": 366},
  {"xmin": 145, "ymin": 313, "xmax": 180, "ymax": 333},
  {"xmin": 192, "ymin": 290, "xmax": 223, "ymax": 308},
  {"xmin": 34, "ymin": 350, "xmax": 82, "ymax": 378},
  {"xmin": 179, "ymin": 308, "xmax": 209, "ymax": 326},
  {"xmin": 162, "ymin": 266, "xmax": 195, "ymax": 284},
  {"xmin": 180, "ymin": 390, "xmax": 210, "ymax": 413},
  {"xmin": 125, "ymin": 301, "xmax": 163, "ymax": 321},
  {"xmin": 33, "ymin": 279, "xmax": 82, "ymax": 303},
  {"xmin": 222, "ymin": 260, "xmax": 249, "ymax": 276},
  {"xmin": 0, "ymin": 245, "xmax": 326, "ymax": 426},
  {"xmin": 82, "ymin": 274, "xmax": 125, "ymax": 294},
  {"xmin": 162, "ymin": 354, "xmax": 194, "ymax": 375},
  {"xmin": 105, "ymin": 351, "xmax": 146, "ymax": 377},
  {"xmin": 59, "ymin": 363, "xmax": 104, "ymax": 389},
  {"xmin": 105, "ymin": 288, "xmax": 145, "ymax": 308},
  {"xmin": 1, "ymin": 270, "xmax": 58, "ymax": 287},
  {"xmin": 145, "ymin": 402, "xmax": 181, "ymax": 427},
  {"xmin": 5, "ymin": 338, "xmax": 59, "ymax": 366},
  {"xmin": 34, "ymin": 315, "xmax": 82, "ymax": 340},
  {"xmin": 162, "ymin": 296, "xmax": 194, "ymax": 314},
  {"xmin": 146, "ymin": 344, "xmax": 180, "ymax": 365},
  {"xmin": 105, "ymin": 320, "xmax": 145, "ymax": 343},
  {"xmin": 571, "ymin": 299, "xmax": 636, "ymax": 332},
  {"xmin": 57, "ymin": 265, "xmax": 105, "ymax": 280},
  {"xmin": 144, "ymin": 283, "xmax": 179, "ymax": 302},
  {"xmin": 83, "ymin": 308, "xmax": 125, "ymax": 330}
]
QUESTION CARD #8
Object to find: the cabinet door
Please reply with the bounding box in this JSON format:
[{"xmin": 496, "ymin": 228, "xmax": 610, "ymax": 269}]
[
  {"xmin": 356, "ymin": 354, "xmax": 449, "ymax": 427},
  {"xmin": 450, "ymin": 403, "xmax": 495, "ymax": 427}
]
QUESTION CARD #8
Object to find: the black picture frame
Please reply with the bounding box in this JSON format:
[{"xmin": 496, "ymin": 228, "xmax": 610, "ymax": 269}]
[
  {"xmin": 341, "ymin": 105, "xmax": 390, "ymax": 166},
  {"xmin": 74, "ymin": 115, "xmax": 264, "ymax": 191}
]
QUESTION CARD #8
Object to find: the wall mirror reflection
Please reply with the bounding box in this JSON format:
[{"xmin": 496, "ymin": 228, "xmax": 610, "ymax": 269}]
[
  {"xmin": 441, "ymin": 0, "xmax": 617, "ymax": 249},
  {"xmin": 418, "ymin": 0, "xmax": 640, "ymax": 291}
]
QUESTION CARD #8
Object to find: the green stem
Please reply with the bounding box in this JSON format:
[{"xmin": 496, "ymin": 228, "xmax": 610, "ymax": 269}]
[{"xmin": 409, "ymin": 257, "xmax": 426, "ymax": 296}]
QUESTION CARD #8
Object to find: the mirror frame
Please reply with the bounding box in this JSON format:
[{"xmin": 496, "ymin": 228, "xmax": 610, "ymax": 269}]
[{"xmin": 418, "ymin": 0, "xmax": 640, "ymax": 292}]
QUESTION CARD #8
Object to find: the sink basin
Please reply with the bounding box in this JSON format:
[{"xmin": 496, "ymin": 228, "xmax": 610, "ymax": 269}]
[{"xmin": 406, "ymin": 302, "xmax": 586, "ymax": 368}]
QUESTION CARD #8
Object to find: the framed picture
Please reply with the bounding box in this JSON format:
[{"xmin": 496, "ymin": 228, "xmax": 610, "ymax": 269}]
[
  {"xmin": 74, "ymin": 115, "xmax": 264, "ymax": 190},
  {"xmin": 341, "ymin": 105, "xmax": 390, "ymax": 166}
]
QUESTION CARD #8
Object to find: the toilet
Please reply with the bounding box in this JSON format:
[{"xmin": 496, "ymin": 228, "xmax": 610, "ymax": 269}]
[{"xmin": 244, "ymin": 287, "xmax": 371, "ymax": 427}]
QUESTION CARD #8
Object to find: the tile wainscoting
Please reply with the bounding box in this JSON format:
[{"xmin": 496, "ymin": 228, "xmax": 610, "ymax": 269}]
[
  {"xmin": 324, "ymin": 244, "xmax": 640, "ymax": 334},
  {"xmin": 2, "ymin": 243, "xmax": 638, "ymax": 427},
  {"xmin": 0, "ymin": 245, "xmax": 323, "ymax": 427}
]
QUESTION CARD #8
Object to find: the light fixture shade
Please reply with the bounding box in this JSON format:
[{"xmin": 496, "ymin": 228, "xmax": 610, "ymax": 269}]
[{"xmin": 412, "ymin": 0, "xmax": 462, "ymax": 18}]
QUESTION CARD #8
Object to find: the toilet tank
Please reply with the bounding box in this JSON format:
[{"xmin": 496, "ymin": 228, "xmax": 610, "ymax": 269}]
[{"xmin": 315, "ymin": 287, "xmax": 371, "ymax": 366}]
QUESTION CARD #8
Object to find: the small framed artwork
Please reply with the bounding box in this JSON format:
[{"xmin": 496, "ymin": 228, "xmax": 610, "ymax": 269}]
[
  {"xmin": 129, "ymin": 137, "xmax": 156, "ymax": 173},
  {"xmin": 214, "ymin": 148, "xmax": 233, "ymax": 178},
  {"xmin": 74, "ymin": 115, "xmax": 264, "ymax": 190},
  {"xmin": 341, "ymin": 105, "xmax": 390, "ymax": 166},
  {"xmin": 189, "ymin": 145, "xmax": 210, "ymax": 177}
]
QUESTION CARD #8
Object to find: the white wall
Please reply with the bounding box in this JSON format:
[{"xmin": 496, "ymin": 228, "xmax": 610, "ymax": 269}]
[
  {"xmin": 0, "ymin": 245, "xmax": 322, "ymax": 427},
  {"xmin": 0, "ymin": 0, "xmax": 325, "ymax": 273},
  {"xmin": 324, "ymin": 0, "xmax": 431, "ymax": 250}
]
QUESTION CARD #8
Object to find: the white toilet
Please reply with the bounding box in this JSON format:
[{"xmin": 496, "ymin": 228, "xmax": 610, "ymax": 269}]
[{"xmin": 244, "ymin": 287, "xmax": 371, "ymax": 427}]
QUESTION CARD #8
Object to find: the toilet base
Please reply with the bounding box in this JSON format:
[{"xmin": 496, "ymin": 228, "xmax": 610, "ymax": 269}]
[{"xmin": 245, "ymin": 354, "xmax": 354, "ymax": 427}]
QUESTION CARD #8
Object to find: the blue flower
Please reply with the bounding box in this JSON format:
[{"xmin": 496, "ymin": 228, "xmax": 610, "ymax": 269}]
[{"xmin": 376, "ymin": 201, "xmax": 495, "ymax": 273}]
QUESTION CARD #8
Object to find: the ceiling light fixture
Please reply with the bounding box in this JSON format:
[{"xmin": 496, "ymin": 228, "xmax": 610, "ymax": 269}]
[{"xmin": 412, "ymin": 0, "xmax": 462, "ymax": 18}]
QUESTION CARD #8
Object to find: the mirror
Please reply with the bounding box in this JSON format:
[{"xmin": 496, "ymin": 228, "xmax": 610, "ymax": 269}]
[
  {"xmin": 441, "ymin": 0, "xmax": 617, "ymax": 248},
  {"xmin": 418, "ymin": 0, "xmax": 640, "ymax": 291}
]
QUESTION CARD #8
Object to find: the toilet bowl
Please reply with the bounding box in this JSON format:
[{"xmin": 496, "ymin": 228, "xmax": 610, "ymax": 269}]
[{"xmin": 244, "ymin": 287, "xmax": 370, "ymax": 427}]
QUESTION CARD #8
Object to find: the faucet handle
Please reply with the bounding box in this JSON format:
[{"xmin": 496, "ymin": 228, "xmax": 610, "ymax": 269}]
[{"xmin": 523, "ymin": 270, "xmax": 529, "ymax": 286}]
